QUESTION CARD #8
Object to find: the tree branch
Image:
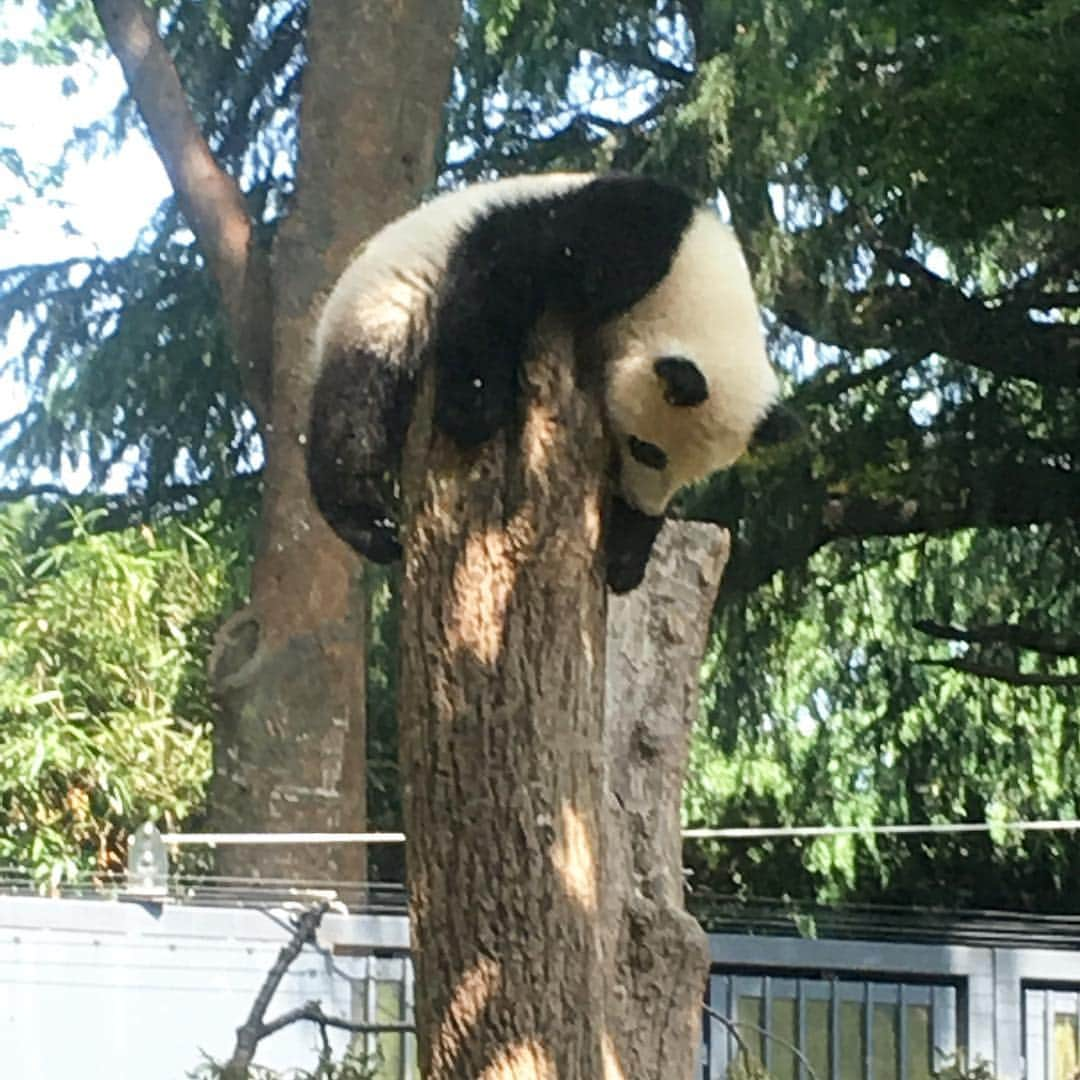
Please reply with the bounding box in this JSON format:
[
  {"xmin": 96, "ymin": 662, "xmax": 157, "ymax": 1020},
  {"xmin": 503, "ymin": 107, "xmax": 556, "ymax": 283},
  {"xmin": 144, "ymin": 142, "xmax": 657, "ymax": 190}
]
[
  {"xmin": 258, "ymin": 1001, "xmax": 413, "ymax": 1041},
  {"xmin": 91, "ymin": 0, "xmax": 270, "ymax": 421},
  {"xmin": 603, "ymin": 43, "xmax": 694, "ymax": 84},
  {"xmin": 914, "ymin": 620, "xmax": 1080, "ymax": 659},
  {"xmin": 704, "ymin": 458, "xmax": 1080, "ymax": 599},
  {"xmin": 917, "ymin": 658, "xmax": 1080, "ymax": 688},
  {"xmin": 218, "ymin": 901, "xmax": 413, "ymax": 1077},
  {"xmin": 223, "ymin": 901, "xmax": 330, "ymax": 1078},
  {"xmin": 795, "ymin": 353, "xmax": 919, "ymax": 406},
  {"xmin": 775, "ymin": 237, "xmax": 1080, "ymax": 390}
]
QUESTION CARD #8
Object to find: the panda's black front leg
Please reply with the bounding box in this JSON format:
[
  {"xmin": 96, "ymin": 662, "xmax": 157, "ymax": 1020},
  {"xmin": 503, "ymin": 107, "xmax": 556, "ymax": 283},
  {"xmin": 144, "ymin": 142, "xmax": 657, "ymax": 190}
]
[
  {"xmin": 432, "ymin": 173, "xmax": 696, "ymax": 449},
  {"xmin": 605, "ymin": 495, "xmax": 664, "ymax": 593},
  {"xmin": 433, "ymin": 204, "xmax": 551, "ymax": 448}
]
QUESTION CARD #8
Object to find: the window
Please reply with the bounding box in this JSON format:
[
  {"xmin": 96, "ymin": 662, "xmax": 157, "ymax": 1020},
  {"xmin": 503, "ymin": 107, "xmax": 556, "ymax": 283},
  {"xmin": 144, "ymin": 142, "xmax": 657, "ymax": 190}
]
[
  {"xmin": 345, "ymin": 951, "xmax": 419, "ymax": 1079},
  {"xmin": 703, "ymin": 970, "xmax": 962, "ymax": 1080},
  {"xmin": 1024, "ymin": 986, "xmax": 1080, "ymax": 1080}
]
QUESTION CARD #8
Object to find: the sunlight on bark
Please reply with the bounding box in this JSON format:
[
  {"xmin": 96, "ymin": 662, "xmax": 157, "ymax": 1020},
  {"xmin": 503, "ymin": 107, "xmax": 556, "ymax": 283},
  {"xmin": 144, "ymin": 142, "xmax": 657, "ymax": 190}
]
[
  {"xmin": 602, "ymin": 1033, "xmax": 627, "ymax": 1080},
  {"xmin": 448, "ymin": 517, "xmax": 532, "ymax": 665},
  {"xmin": 551, "ymin": 803, "xmax": 598, "ymax": 912},
  {"xmin": 478, "ymin": 1037, "xmax": 556, "ymax": 1079},
  {"xmin": 521, "ymin": 398, "xmax": 558, "ymax": 482},
  {"xmin": 434, "ymin": 957, "xmax": 501, "ymax": 1063}
]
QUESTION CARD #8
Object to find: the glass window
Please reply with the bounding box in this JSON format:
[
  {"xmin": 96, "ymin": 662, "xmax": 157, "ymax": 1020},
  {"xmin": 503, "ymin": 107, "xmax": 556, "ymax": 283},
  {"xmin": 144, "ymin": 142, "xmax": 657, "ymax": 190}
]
[{"xmin": 1024, "ymin": 987, "xmax": 1080, "ymax": 1080}]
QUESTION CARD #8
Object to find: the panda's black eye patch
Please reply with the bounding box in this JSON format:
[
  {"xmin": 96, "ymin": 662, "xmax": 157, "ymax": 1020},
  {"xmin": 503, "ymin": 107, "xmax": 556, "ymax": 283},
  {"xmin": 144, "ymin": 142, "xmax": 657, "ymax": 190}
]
[
  {"xmin": 628, "ymin": 435, "xmax": 668, "ymax": 471},
  {"xmin": 654, "ymin": 356, "xmax": 709, "ymax": 407}
]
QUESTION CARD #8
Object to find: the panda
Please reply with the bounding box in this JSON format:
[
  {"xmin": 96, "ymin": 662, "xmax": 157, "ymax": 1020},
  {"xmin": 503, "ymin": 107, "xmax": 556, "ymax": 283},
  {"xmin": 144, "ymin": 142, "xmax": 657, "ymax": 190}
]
[{"xmin": 307, "ymin": 172, "xmax": 786, "ymax": 593}]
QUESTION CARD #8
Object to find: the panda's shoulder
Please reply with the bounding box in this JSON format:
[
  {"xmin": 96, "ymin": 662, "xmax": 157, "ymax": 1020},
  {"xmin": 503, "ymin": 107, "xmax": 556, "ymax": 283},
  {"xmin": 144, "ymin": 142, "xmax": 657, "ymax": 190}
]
[{"xmin": 357, "ymin": 173, "xmax": 597, "ymax": 283}]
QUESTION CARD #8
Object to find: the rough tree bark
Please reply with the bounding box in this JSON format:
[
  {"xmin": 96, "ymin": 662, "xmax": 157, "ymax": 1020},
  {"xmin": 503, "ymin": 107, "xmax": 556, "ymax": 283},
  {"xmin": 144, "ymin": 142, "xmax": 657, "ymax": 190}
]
[
  {"xmin": 603, "ymin": 522, "xmax": 728, "ymax": 1079},
  {"xmin": 207, "ymin": 0, "xmax": 460, "ymax": 880},
  {"xmin": 95, "ymin": 0, "xmax": 461, "ymax": 878},
  {"xmin": 399, "ymin": 317, "xmax": 609, "ymax": 1078},
  {"xmin": 400, "ymin": 319, "xmax": 723, "ymax": 1076}
]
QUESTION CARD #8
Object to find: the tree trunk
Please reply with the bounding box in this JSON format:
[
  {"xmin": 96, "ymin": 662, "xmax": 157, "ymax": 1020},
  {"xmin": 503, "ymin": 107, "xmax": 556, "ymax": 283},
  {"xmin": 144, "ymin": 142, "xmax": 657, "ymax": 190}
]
[
  {"xmin": 603, "ymin": 522, "xmax": 728, "ymax": 1078},
  {"xmin": 207, "ymin": 0, "xmax": 461, "ymax": 880},
  {"xmin": 399, "ymin": 317, "xmax": 609, "ymax": 1078}
]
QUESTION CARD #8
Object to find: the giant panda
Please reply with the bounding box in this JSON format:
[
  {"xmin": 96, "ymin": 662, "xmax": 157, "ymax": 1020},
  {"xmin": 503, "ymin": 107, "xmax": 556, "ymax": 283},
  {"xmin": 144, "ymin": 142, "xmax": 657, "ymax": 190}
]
[{"xmin": 307, "ymin": 172, "xmax": 786, "ymax": 593}]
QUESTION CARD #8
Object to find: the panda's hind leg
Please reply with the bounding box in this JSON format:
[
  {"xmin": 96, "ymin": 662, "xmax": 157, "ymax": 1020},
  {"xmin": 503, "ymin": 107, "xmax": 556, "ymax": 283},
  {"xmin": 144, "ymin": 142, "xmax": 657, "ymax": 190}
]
[{"xmin": 307, "ymin": 345, "xmax": 411, "ymax": 563}]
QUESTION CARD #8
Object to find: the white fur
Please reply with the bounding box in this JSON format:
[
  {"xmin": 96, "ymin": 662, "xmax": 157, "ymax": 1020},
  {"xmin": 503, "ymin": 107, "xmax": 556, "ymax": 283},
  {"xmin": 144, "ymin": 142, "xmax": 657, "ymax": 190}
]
[
  {"xmin": 603, "ymin": 208, "xmax": 777, "ymax": 515},
  {"xmin": 313, "ymin": 173, "xmax": 592, "ymax": 369}
]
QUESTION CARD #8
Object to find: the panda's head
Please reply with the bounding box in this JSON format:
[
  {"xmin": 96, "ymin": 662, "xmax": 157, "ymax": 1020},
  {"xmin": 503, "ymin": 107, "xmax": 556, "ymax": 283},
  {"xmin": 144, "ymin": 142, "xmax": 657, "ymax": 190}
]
[{"xmin": 600, "ymin": 207, "xmax": 782, "ymax": 516}]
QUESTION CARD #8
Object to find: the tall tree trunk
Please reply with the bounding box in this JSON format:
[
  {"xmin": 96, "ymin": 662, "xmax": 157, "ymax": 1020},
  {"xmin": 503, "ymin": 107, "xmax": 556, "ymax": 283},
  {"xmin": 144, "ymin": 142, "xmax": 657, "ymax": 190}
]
[
  {"xmin": 401, "ymin": 336, "xmax": 726, "ymax": 1078},
  {"xmin": 207, "ymin": 0, "xmax": 461, "ymax": 879},
  {"xmin": 603, "ymin": 522, "xmax": 728, "ymax": 1078},
  {"xmin": 399, "ymin": 318, "xmax": 609, "ymax": 1078},
  {"xmin": 98, "ymin": 0, "xmax": 460, "ymax": 879}
]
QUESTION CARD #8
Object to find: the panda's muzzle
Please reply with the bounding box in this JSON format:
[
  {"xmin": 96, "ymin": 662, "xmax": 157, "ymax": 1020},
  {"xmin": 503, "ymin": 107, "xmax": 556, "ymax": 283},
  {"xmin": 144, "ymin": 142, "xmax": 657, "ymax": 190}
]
[
  {"xmin": 654, "ymin": 356, "xmax": 709, "ymax": 407},
  {"xmin": 628, "ymin": 435, "xmax": 668, "ymax": 471}
]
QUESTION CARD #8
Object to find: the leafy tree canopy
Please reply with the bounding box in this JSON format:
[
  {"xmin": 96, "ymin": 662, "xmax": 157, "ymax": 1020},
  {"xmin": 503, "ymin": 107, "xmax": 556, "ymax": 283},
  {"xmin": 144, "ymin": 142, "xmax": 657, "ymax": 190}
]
[
  {"xmin": 2, "ymin": 0, "xmax": 1078, "ymax": 906},
  {"xmin": 446, "ymin": 0, "xmax": 1080, "ymax": 908}
]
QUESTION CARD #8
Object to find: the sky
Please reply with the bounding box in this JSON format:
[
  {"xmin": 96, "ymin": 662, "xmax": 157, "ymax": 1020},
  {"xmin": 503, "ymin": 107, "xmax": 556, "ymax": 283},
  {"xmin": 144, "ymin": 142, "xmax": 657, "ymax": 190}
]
[
  {"xmin": 0, "ymin": 7, "xmax": 170, "ymax": 266},
  {"xmin": 1, "ymin": 3, "xmax": 171, "ymax": 489}
]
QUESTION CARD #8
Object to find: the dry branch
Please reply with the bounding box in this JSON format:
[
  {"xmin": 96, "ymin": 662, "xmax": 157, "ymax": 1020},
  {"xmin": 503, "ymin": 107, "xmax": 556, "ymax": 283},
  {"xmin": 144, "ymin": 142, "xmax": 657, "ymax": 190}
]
[{"xmin": 220, "ymin": 901, "xmax": 410, "ymax": 1079}]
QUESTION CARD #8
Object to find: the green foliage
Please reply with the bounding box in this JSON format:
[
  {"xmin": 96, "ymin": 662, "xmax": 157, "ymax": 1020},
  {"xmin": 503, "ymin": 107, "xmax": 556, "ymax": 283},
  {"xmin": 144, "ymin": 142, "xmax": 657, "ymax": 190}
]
[
  {"xmin": 686, "ymin": 525, "xmax": 1080, "ymax": 909},
  {"xmin": 934, "ymin": 1056, "xmax": 1001, "ymax": 1080},
  {"xmin": 365, "ymin": 562, "xmax": 405, "ymax": 883},
  {"xmin": 4, "ymin": 0, "xmax": 1078, "ymax": 913},
  {"xmin": 447, "ymin": 0, "xmax": 1080, "ymax": 909},
  {"xmin": 2, "ymin": 0, "xmax": 105, "ymax": 66},
  {"xmin": 0, "ymin": 500, "xmax": 245, "ymax": 884}
]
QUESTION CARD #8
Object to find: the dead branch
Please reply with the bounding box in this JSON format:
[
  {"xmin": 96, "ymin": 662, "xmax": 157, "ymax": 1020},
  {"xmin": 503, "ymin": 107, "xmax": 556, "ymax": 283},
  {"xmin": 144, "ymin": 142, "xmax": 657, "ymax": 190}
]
[
  {"xmin": 258, "ymin": 1001, "xmax": 413, "ymax": 1042},
  {"xmin": 220, "ymin": 900, "xmax": 417, "ymax": 1078},
  {"xmin": 222, "ymin": 901, "xmax": 331, "ymax": 1077}
]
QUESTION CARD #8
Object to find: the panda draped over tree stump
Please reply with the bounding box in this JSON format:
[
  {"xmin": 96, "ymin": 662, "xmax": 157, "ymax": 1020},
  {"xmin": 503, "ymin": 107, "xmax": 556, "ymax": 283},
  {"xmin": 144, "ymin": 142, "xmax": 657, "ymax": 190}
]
[{"xmin": 306, "ymin": 172, "xmax": 788, "ymax": 593}]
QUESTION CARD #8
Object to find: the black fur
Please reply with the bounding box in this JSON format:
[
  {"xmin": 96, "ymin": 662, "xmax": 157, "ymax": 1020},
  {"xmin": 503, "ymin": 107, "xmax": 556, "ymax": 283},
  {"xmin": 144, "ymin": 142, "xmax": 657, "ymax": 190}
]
[
  {"xmin": 434, "ymin": 174, "xmax": 695, "ymax": 448},
  {"xmin": 307, "ymin": 345, "xmax": 412, "ymax": 562},
  {"xmin": 654, "ymin": 356, "xmax": 709, "ymax": 407},
  {"xmin": 628, "ymin": 435, "xmax": 668, "ymax": 471},
  {"xmin": 749, "ymin": 402, "xmax": 801, "ymax": 449},
  {"xmin": 605, "ymin": 495, "xmax": 665, "ymax": 594}
]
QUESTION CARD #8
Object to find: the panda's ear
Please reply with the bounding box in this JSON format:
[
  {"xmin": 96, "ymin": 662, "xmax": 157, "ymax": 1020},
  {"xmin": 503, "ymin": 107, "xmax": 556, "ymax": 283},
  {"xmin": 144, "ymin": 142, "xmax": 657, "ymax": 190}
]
[{"xmin": 750, "ymin": 402, "xmax": 801, "ymax": 449}]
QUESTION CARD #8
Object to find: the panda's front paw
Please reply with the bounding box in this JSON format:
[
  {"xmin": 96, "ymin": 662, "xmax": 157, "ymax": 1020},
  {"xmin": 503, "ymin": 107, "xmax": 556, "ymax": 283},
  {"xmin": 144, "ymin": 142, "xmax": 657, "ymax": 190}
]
[
  {"xmin": 356, "ymin": 519, "xmax": 403, "ymax": 564},
  {"xmin": 605, "ymin": 496, "xmax": 664, "ymax": 593},
  {"xmin": 435, "ymin": 356, "xmax": 516, "ymax": 449}
]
